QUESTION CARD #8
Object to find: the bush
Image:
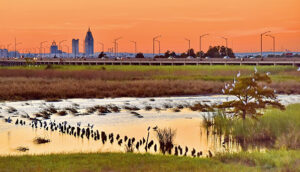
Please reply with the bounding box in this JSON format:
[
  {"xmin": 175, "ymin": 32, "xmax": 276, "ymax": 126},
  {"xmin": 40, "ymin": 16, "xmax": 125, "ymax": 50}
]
[{"xmin": 155, "ymin": 128, "xmax": 176, "ymax": 154}]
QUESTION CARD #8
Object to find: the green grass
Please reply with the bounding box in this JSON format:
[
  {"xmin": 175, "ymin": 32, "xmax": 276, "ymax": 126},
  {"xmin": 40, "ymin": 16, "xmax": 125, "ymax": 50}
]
[
  {"xmin": 0, "ymin": 150, "xmax": 299, "ymax": 172},
  {"xmin": 1, "ymin": 65, "xmax": 298, "ymax": 82},
  {"xmin": 219, "ymin": 104, "xmax": 300, "ymax": 149},
  {"xmin": 0, "ymin": 64, "xmax": 295, "ymax": 72}
]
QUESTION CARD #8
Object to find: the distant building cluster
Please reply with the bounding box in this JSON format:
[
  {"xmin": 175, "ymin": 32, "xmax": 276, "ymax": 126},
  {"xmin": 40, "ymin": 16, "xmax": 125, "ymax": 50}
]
[
  {"xmin": 0, "ymin": 49, "xmax": 8, "ymax": 58},
  {"xmin": 48, "ymin": 28, "xmax": 94, "ymax": 57}
]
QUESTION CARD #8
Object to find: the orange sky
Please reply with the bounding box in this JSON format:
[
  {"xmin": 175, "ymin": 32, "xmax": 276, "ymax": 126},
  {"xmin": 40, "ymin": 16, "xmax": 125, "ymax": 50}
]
[{"xmin": 0, "ymin": 0, "xmax": 299, "ymax": 53}]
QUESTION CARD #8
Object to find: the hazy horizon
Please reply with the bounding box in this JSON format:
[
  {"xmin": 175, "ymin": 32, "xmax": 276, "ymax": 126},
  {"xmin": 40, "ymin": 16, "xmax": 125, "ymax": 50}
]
[{"xmin": 1, "ymin": 0, "xmax": 299, "ymax": 53}]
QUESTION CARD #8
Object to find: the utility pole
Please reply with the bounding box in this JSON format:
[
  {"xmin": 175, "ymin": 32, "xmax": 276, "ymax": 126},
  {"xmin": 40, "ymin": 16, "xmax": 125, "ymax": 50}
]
[
  {"xmin": 199, "ymin": 34, "xmax": 209, "ymax": 58},
  {"xmin": 260, "ymin": 31, "xmax": 271, "ymax": 58},
  {"xmin": 153, "ymin": 35, "xmax": 161, "ymax": 57},
  {"xmin": 266, "ymin": 34, "xmax": 275, "ymax": 56},
  {"xmin": 185, "ymin": 38, "xmax": 191, "ymax": 56},
  {"xmin": 40, "ymin": 41, "xmax": 47, "ymax": 58},
  {"xmin": 130, "ymin": 41, "xmax": 137, "ymax": 54}
]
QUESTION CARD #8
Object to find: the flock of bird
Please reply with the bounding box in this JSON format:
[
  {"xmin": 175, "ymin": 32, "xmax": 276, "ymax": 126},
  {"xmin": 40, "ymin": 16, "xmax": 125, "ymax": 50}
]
[{"xmin": 4, "ymin": 117, "xmax": 208, "ymax": 158}]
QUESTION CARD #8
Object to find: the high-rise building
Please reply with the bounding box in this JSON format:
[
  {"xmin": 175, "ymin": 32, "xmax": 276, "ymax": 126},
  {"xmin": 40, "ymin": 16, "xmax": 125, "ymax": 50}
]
[
  {"xmin": 84, "ymin": 28, "xmax": 94, "ymax": 56},
  {"xmin": 0, "ymin": 49, "xmax": 8, "ymax": 58},
  {"xmin": 72, "ymin": 39, "xmax": 79, "ymax": 57},
  {"xmin": 50, "ymin": 41, "xmax": 58, "ymax": 54}
]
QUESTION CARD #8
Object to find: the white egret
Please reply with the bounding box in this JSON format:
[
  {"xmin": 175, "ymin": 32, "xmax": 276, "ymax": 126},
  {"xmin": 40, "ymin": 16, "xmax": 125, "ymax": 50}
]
[{"xmin": 237, "ymin": 71, "xmax": 241, "ymax": 78}]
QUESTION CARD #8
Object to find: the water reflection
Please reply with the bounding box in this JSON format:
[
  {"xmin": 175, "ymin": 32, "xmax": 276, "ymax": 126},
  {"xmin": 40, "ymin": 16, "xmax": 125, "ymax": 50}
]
[{"xmin": 0, "ymin": 118, "xmax": 241, "ymax": 156}]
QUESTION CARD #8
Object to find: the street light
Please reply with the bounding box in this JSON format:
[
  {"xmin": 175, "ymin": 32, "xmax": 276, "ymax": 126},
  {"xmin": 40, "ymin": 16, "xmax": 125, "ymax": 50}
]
[
  {"xmin": 265, "ymin": 34, "xmax": 275, "ymax": 56},
  {"xmin": 130, "ymin": 41, "xmax": 137, "ymax": 54},
  {"xmin": 98, "ymin": 42, "xmax": 104, "ymax": 52},
  {"xmin": 113, "ymin": 37, "xmax": 122, "ymax": 57},
  {"xmin": 40, "ymin": 41, "xmax": 47, "ymax": 57},
  {"xmin": 155, "ymin": 40, "xmax": 161, "ymax": 55},
  {"xmin": 64, "ymin": 45, "xmax": 70, "ymax": 58},
  {"xmin": 221, "ymin": 37, "xmax": 228, "ymax": 57},
  {"xmin": 260, "ymin": 31, "xmax": 271, "ymax": 58},
  {"xmin": 199, "ymin": 34, "xmax": 209, "ymax": 58},
  {"xmin": 185, "ymin": 38, "xmax": 191, "ymax": 56},
  {"xmin": 14, "ymin": 38, "xmax": 22, "ymax": 58},
  {"xmin": 153, "ymin": 35, "xmax": 161, "ymax": 57},
  {"xmin": 59, "ymin": 40, "xmax": 67, "ymax": 55}
]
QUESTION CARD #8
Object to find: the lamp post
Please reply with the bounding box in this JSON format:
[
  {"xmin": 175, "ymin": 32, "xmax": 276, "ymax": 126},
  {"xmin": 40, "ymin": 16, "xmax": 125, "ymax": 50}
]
[
  {"xmin": 130, "ymin": 41, "xmax": 137, "ymax": 54},
  {"xmin": 260, "ymin": 31, "xmax": 271, "ymax": 58},
  {"xmin": 221, "ymin": 37, "xmax": 228, "ymax": 57},
  {"xmin": 14, "ymin": 38, "xmax": 22, "ymax": 58},
  {"xmin": 155, "ymin": 40, "xmax": 161, "ymax": 55},
  {"xmin": 59, "ymin": 40, "xmax": 66, "ymax": 57},
  {"xmin": 113, "ymin": 37, "xmax": 122, "ymax": 57},
  {"xmin": 265, "ymin": 34, "xmax": 275, "ymax": 56},
  {"xmin": 199, "ymin": 34, "xmax": 209, "ymax": 58},
  {"xmin": 64, "ymin": 45, "xmax": 69, "ymax": 58},
  {"xmin": 153, "ymin": 35, "xmax": 161, "ymax": 57},
  {"xmin": 40, "ymin": 41, "xmax": 47, "ymax": 58},
  {"xmin": 185, "ymin": 38, "xmax": 191, "ymax": 56},
  {"xmin": 98, "ymin": 42, "xmax": 104, "ymax": 52}
]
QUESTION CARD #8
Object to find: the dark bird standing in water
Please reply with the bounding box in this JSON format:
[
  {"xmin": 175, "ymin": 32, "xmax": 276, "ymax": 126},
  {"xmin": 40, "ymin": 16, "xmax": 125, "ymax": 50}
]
[
  {"xmin": 174, "ymin": 146, "xmax": 178, "ymax": 156},
  {"xmin": 184, "ymin": 146, "xmax": 188, "ymax": 156},
  {"xmin": 118, "ymin": 139, "xmax": 123, "ymax": 146},
  {"xmin": 191, "ymin": 148, "xmax": 196, "ymax": 157}
]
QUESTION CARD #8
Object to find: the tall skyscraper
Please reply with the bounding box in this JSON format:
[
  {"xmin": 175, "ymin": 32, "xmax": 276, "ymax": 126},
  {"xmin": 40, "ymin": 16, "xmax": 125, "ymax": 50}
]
[
  {"xmin": 50, "ymin": 41, "xmax": 58, "ymax": 54},
  {"xmin": 72, "ymin": 39, "xmax": 79, "ymax": 57},
  {"xmin": 84, "ymin": 28, "xmax": 94, "ymax": 56}
]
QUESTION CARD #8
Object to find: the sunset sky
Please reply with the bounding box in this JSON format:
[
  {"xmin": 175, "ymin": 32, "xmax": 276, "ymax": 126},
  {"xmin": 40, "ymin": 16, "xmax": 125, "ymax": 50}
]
[{"xmin": 0, "ymin": 0, "xmax": 299, "ymax": 53}]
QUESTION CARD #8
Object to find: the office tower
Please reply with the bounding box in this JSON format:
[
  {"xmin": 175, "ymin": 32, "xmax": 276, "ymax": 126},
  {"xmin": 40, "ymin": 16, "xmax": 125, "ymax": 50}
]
[
  {"xmin": 84, "ymin": 28, "xmax": 94, "ymax": 56},
  {"xmin": 72, "ymin": 39, "xmax": 79, "ymax": 57}
]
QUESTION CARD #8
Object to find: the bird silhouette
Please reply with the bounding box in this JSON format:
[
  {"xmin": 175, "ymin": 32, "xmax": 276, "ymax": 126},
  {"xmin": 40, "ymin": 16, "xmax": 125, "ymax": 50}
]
[{"xmin": 154, "ymin": 144, "xmax": 157, "ymax": 152}]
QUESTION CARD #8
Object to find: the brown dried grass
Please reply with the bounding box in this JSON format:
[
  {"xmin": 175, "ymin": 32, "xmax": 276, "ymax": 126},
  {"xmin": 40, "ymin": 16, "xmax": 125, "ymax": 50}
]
[{"xmin": 0, "ymin": 77, "xmax": 223, "ymax": 101}]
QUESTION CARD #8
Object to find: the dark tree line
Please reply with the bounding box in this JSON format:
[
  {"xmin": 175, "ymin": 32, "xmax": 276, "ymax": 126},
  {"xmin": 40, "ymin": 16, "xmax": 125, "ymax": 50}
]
[{"xmin": 152, "ymin": 46, "xmax": 235, "ymax": 59}]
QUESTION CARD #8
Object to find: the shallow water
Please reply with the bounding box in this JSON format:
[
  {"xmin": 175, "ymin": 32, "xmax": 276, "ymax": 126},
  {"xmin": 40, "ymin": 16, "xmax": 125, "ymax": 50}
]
[{"xmin": 0, "ymin": 95, "xmax": 299, "ymax": 156}]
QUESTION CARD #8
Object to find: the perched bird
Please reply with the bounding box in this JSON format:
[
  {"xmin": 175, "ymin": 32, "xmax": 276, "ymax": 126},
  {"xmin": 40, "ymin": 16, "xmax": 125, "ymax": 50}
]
[{"xmin": 237, "ymin": 71, "xmax": 241, "ymax": 78}]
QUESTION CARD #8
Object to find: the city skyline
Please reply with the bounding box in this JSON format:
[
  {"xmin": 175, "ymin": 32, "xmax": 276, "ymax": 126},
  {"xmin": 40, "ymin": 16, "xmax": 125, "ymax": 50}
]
[{"xmin": 0, "ymin": 0, "xmax": 299, "ymax": 53}]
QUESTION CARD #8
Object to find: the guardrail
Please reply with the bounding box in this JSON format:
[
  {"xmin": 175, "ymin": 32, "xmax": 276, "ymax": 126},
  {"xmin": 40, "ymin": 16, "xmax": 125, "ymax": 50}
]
[{"xmin": 0, "ymin": 58, "xmax": 299, "ymax": 66}]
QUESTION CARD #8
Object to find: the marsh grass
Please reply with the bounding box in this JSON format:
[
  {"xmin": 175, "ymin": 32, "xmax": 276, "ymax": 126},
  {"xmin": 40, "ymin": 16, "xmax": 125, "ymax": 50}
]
[
  {"xmin": 0, "ymin": 65, "xmax": 298, "ymax": 101},
  {"xmin": 208, "ymin": 104, "xmax": 300, "ymax": 149},
  {"xmin": 0, "ymin": 150, "xmax": 299, "ymax": 171}
]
